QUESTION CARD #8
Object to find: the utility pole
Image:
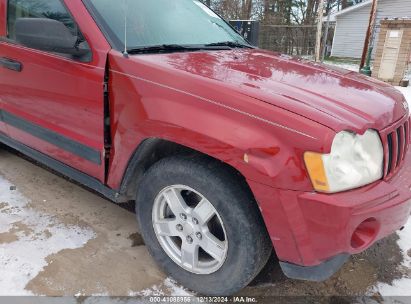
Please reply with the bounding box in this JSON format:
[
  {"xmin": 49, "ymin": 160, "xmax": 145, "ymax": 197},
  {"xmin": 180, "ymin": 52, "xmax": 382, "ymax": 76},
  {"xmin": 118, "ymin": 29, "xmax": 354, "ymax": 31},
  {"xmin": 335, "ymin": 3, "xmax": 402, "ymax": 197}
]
[
  {"xmin": 360, "ymin": 0, "xmax": 378, "ymax": 73},
  {"xmin": 315, "ymin": 0, "xmax": 325, "ymax": 62},
  {"xmin": 321, "ymin": 0, "xmax": 332, "ymax": 62}
]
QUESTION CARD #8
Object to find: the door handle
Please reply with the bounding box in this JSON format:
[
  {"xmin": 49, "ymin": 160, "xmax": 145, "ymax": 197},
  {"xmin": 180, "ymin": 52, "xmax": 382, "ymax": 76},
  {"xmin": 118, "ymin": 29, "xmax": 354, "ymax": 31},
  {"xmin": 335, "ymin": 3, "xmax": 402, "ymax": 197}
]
[{"xmin": 0, "ymin": 57, "xmax": 22, "ymax": 72}]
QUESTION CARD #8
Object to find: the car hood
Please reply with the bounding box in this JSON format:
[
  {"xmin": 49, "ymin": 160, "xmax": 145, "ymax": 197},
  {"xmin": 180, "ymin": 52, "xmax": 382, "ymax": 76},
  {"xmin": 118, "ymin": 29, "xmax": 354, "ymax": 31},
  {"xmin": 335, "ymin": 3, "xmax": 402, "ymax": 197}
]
[{"xmin": 130, "ymin": 49, "xmax": 408, "ymax": 132}]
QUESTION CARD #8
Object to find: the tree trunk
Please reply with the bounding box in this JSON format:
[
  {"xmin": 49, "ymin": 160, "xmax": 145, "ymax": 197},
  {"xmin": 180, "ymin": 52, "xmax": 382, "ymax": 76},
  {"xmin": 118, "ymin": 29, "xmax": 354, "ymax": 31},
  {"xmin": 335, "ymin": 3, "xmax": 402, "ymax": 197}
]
[
  {"xmin": 341, "ymin": 0, "xmax": 349, "ymax": 9},
  {"xmin": 241, "ymin": 0, "xmax": 253, "ymax": 19}
]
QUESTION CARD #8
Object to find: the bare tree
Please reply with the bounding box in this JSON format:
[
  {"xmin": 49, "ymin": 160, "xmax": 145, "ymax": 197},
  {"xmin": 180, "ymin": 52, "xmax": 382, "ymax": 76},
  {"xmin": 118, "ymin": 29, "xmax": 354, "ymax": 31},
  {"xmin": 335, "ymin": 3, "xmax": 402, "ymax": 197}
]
[
  {"xmin": 341, "ymin": 0, "xmax": 349, "ymax": 9},
  {"xmin": 241, "ymin": 0, "xmax": 253, "ymax": 19}
]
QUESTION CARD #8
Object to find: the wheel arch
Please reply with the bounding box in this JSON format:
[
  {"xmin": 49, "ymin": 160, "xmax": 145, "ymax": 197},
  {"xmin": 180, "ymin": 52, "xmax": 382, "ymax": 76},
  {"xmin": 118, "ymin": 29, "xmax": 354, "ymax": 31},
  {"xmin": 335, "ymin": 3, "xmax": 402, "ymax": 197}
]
[{"xmin": 118, "ymin": 137, "xmax": 254, "ymax": 204}]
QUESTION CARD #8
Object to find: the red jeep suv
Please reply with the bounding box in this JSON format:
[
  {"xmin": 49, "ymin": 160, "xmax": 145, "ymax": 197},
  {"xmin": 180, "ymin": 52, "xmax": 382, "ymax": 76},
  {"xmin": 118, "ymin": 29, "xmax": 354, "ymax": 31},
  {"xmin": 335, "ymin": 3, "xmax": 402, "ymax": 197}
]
[{"xmin": 1, "ymin": 0, "xmax": 410, "ymax": 296}]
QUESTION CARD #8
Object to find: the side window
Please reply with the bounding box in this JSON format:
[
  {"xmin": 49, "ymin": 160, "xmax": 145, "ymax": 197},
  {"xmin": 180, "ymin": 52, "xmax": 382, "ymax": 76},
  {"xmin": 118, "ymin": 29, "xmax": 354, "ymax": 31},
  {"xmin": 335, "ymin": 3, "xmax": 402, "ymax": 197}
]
[
  {"xmin": 6, "ymin": 0, "xmax": 91, "ymax": 61},
  {"xmin": 7, "ymin": 0, "xmax": 78, "ymax": 40}
]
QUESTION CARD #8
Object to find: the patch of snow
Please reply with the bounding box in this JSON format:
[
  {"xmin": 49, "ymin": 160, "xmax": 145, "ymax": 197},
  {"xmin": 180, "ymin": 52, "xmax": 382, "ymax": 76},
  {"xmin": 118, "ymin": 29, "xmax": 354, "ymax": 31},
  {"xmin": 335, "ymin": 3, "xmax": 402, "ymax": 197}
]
[
  {"xmin": 396, "ymin": 86, "xmax": 411, "ymax": 108},
  {"xmin": 0, "ymin": 176, "xmax": 96, "ymax": 295},
  {"xmin": 378, "ymin": 279, "xmax": 411, "ymax": 297},
  {"xmin": 163, "ymin": 278, "xmax": 192, "ymax": 296},
  {"xmin": 375, "ymin": 86, "xmax": 411, "ymax": 296},
  {"xmin": 325, "ymin": 61, "xmax": 360, "ymax": 72},
  {"xmin": 129, "ymin": 284, "xmax": 164, "ymax": 297},
  {"xmin": 376, "ymin": 218, "xmax": 411, "ymax": 296},
  {"xmin": 129, "ymin": 278, "xmax": 192, "ymax": 297}
]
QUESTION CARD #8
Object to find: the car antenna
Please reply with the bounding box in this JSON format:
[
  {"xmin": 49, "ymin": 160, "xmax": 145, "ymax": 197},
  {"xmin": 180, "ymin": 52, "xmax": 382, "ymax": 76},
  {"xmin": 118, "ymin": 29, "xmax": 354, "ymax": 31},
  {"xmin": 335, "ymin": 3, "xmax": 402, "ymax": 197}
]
[{"xmin": 123, "ymin": 0, "xmax": 129, "ymax": 58}]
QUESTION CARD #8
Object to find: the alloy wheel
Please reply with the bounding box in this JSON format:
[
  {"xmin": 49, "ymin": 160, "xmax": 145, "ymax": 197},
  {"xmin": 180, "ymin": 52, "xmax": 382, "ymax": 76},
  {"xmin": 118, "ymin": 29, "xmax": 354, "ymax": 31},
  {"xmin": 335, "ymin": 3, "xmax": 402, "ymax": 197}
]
[{"xmin": 152, "ymin": 185, "xmax": 228, "ymax": 274}]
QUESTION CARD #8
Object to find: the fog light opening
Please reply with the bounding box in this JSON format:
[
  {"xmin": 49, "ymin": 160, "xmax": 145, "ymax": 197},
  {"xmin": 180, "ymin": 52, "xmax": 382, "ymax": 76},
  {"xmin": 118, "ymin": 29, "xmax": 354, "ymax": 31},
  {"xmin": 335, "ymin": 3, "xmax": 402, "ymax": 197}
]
[{"xmin": 351, "ymin": 218, "xmax": 379, "ymax": 250}]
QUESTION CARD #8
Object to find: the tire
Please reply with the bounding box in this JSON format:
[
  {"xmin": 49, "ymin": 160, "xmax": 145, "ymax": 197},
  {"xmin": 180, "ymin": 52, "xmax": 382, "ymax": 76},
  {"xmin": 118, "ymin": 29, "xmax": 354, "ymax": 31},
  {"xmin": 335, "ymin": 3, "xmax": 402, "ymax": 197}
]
[{"xmin": 136, "ymin": 155, "xmax": 272, "ymax": 295}]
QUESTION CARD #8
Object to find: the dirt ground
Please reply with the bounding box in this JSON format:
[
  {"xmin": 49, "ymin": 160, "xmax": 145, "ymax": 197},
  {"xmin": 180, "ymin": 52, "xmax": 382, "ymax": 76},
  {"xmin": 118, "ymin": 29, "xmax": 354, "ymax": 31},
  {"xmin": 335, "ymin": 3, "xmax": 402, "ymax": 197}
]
[{"xmin": 0, "ymin": 147, "xmax": 408, "ymax": 300}]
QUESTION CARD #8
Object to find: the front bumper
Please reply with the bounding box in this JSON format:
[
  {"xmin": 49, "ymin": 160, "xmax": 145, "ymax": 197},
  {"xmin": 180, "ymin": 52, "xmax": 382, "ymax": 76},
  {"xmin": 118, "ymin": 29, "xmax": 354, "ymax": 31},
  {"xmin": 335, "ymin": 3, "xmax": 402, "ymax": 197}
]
[{"xmin": 248, "ymin": 149, "xmax": 411, "ymax": 281}]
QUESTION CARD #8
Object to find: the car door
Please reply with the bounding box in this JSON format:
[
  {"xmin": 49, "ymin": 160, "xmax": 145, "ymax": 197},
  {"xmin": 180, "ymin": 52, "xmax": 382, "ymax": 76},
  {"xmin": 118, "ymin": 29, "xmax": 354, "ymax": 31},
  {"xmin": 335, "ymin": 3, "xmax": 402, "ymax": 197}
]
[
  {"xmin": 0, "ymin": 0, "xmax": 8, "ymax": 136},
  {"xmin": 0, "ymin": 0, "xmax": 111, "ymax": 181}
]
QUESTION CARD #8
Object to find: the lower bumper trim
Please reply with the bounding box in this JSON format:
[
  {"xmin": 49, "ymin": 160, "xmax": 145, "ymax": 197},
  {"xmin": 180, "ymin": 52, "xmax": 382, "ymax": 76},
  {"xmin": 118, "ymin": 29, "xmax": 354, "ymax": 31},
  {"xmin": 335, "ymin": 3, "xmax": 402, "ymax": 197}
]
[{"xmin": 279, "ymin": 254, "xmax": 350, "ymax": 282}]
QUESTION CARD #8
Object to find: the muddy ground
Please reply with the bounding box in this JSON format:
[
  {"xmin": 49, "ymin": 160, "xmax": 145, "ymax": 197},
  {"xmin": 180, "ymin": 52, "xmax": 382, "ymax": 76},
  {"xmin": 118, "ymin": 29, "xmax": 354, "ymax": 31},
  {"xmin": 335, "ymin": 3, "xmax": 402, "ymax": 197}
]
[{"xmin": 0, "ymin": 147, "xmax": 408, "ymax": 300}]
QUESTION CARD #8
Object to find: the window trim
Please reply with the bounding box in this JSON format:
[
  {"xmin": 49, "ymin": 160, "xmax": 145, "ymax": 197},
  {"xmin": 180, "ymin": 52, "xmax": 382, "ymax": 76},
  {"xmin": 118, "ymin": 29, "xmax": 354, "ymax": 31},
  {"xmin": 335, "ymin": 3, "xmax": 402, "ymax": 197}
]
[
  {"xmin": 5, "ymin": 0, "xmax": 92, "ymax": 62},
  {"xmin": 81, "ymin": 0, "xmax": 123, "ymax": 50}
]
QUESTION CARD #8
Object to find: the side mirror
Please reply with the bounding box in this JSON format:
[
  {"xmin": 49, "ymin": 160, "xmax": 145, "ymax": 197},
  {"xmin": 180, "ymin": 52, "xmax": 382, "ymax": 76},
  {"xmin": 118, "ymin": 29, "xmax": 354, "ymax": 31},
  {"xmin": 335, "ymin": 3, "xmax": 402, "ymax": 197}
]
[{"xmin": 15, "ymin": 18, "xmax": 90, "ymax": 58}]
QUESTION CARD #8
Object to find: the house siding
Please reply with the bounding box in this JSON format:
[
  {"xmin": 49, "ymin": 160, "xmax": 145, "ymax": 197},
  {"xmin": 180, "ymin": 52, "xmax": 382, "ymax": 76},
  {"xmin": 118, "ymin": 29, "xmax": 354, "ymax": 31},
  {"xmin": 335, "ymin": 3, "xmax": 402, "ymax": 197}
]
[{"xmin": 331, "ymin": 0, "xmax": 411, "ymax": 58}]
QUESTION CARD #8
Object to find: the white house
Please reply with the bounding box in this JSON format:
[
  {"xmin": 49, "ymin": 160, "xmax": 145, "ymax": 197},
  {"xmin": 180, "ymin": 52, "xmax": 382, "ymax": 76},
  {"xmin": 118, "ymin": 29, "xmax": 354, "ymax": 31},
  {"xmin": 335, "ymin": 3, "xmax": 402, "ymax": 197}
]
[{"xmin": 329, "ymin": 0, "xmax": 411, "ymax": 58}]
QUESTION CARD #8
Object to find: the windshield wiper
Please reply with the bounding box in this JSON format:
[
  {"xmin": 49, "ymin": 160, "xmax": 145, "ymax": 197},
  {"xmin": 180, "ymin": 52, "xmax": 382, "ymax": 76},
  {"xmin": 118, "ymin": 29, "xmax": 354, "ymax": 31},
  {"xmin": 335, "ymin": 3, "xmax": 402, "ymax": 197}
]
[
  {"xmin": 126, "ymin": 42, "xmax": 251, "ymax": 55},
  {"xmin": 204, "ymin": 41, "xmax": 253, "ymax": 49},
  {"xmin": 127, "ymin": 44, "xmax": 201, "ymax": 54}
]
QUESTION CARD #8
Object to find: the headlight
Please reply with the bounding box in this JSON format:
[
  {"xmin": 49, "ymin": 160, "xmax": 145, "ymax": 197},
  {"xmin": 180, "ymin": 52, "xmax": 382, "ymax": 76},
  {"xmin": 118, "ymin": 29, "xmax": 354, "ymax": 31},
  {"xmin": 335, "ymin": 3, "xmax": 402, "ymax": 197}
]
[{"xmin": 304, "ymin": 130, "xmax": 384, "ymax": 193}]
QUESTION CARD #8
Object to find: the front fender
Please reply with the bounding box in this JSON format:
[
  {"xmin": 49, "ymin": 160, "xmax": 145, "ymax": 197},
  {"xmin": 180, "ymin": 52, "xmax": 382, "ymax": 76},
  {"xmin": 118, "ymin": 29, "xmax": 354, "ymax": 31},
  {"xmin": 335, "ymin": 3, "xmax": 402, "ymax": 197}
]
[{"xmin": 106, "ymin": 51, "xmax": 335, "ymax": 192}]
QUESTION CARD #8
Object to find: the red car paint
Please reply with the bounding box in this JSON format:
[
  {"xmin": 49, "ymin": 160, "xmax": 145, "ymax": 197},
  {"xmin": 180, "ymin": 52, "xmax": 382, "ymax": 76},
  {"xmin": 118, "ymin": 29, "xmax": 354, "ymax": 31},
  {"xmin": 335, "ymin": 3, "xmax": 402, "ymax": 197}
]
[{"xmin": 1, "ymin": 0, "xmax": 410, "ymax": 271}]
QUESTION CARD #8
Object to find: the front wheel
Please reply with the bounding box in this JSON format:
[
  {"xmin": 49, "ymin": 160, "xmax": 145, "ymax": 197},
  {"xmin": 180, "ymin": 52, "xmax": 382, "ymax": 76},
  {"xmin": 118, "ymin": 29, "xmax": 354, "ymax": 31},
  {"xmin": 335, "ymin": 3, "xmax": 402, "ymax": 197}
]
[{"xmin": 136, "ymin": 156, "xmax": 272, "ymax": 295}]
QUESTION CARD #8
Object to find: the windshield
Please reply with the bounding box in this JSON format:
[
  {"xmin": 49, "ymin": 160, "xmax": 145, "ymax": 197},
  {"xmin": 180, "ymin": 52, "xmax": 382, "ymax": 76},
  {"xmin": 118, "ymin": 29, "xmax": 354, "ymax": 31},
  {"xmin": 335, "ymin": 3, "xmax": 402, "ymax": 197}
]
[{"xmin": 86, "ymin": 0, "xmax": 248, "ymax": 51}]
